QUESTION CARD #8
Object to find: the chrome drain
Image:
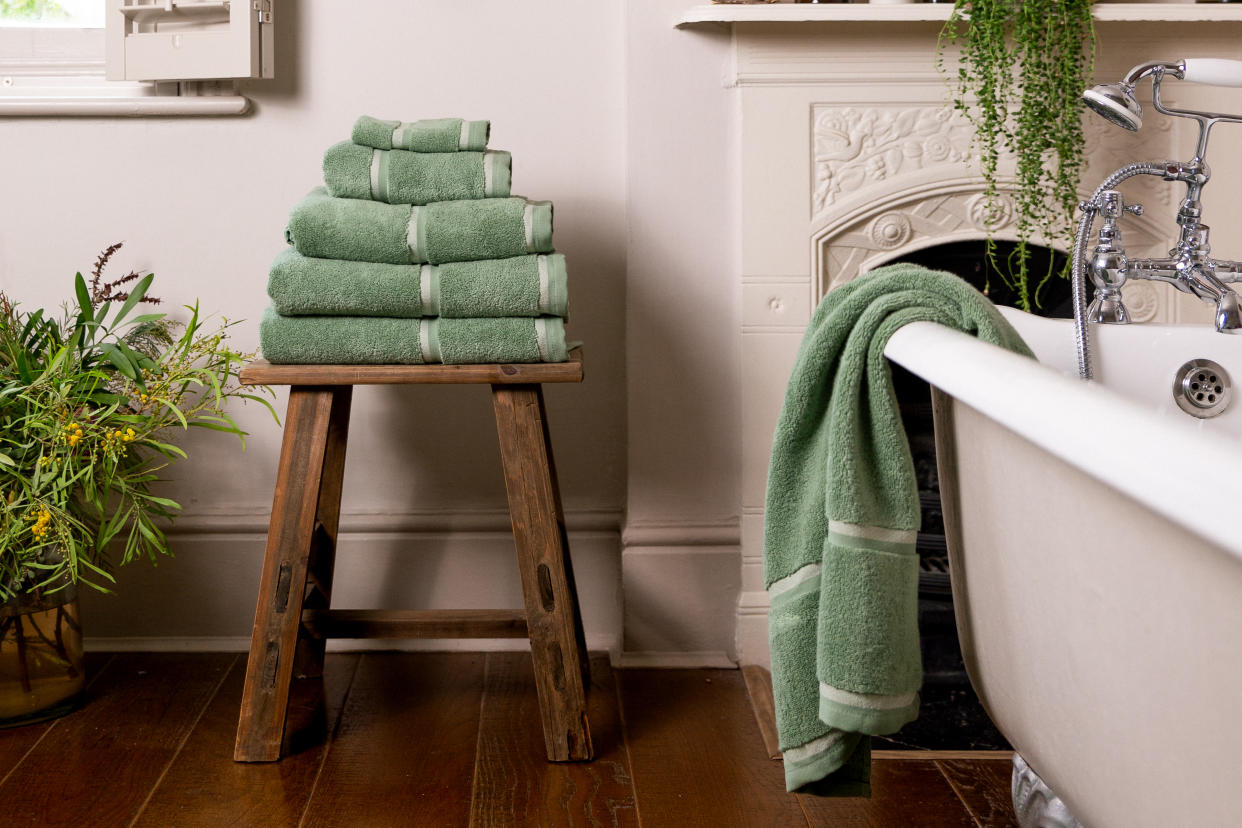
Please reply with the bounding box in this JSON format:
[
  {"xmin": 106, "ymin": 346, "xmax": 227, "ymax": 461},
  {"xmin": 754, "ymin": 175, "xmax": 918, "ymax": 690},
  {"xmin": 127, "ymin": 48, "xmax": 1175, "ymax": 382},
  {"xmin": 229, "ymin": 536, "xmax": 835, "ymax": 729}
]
[{"xmin": 1173, "ymin": 359, "xmax": 1232, "ymax": 419}]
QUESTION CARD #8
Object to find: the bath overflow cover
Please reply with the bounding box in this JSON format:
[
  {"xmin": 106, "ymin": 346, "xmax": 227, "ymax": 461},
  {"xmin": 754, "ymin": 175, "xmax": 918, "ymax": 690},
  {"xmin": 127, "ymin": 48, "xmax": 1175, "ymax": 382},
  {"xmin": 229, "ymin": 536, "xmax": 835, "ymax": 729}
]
[{"xmin": 1173, "ymin": 359, "xmax": 1232, "ymax": 419}]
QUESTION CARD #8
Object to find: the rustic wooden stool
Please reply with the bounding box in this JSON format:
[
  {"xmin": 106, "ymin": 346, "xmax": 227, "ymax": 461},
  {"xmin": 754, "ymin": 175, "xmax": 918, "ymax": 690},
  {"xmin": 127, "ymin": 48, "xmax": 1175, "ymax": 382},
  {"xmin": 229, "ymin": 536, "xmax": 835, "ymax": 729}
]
[{"xmin": 233, "ymin": 350, "xmax": 592, "ymax": 763}]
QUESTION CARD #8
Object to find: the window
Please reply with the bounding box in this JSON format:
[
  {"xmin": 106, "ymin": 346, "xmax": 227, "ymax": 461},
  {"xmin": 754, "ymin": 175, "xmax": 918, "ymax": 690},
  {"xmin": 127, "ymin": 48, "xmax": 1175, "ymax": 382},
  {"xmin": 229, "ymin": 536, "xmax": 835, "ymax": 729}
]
[{"xmin": 0, "ymin": 0, "xmax": 272, "ymax": 116}]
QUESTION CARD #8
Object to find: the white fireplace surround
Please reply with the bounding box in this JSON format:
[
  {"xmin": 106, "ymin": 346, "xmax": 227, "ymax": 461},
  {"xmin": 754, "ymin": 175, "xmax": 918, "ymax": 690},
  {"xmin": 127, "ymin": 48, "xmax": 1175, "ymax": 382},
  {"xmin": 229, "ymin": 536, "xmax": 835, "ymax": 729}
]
[{"xmin": 699, "ymin": 12, "xmax": 1242, "ymax": 665}]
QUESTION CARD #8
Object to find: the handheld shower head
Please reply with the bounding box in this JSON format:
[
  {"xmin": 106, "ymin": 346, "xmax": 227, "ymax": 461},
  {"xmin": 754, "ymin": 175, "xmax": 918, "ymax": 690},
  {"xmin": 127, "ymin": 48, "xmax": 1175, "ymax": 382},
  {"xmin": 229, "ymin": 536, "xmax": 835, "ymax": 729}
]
[{"xmin": 1083, "ymin": 83, "xmax": 1143, "ymax": 131}]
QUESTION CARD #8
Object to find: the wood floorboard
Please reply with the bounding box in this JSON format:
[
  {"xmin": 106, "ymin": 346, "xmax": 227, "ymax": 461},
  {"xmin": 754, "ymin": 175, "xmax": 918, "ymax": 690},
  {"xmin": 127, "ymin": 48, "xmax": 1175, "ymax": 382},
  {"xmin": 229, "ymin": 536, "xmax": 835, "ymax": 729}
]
[
  {"xmin": 619, "ymin": 668, "xmax": 808, "ymax": 828},
  {"xmin": 0, "ymin": 652, "xmax": 114, "ymax": 784},
  {"xmin": 131, "ymin": 653, "xmax": 360, "ymax": 828},
  {"xmin": 469, "ymin": 652, "xmax": 638, "ymax": 828},
  {"xmin": 301, "ymin": 651, "xmax": 485, "ymax": 828},
  {"xmin": 0, "ymin": 652, "xmax": 234, "ymax": 828},
  {"xmin": 797, "ymin": 759, "xmax": 978, "ymax": 827},
  {"xmin": 0, "ymin": 652, "xmax": 1011, "ymax": 826},
  {"xmin": 937, "ymin": 758, "xmax": 1019, "ymax": 828}
]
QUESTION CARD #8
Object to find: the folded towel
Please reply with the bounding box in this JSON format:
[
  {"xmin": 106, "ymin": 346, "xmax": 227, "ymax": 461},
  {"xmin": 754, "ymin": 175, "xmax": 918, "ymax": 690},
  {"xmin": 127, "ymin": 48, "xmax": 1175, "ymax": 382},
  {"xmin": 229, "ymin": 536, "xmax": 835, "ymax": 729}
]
[
  {"xmin": 352, "ymin": 116, "xmax": 490, "ymax": 153},
  {"xmin": 267, "ymin": 249, "xmax": 569, "ymax": 319},
  {"xmin": 259, "ymin": 307, "xmax": 569, "ymax": 364},
  {"xmin": 323, "ymin": 141, "xmax": 512, "ymax": 204},
  {"xmin": 285, "ymin": 188, "xmax": 553, "ymax": 265},
  {"xmin": 764, "ymin": 264, "xmax": 1032, "ymax": 794}
]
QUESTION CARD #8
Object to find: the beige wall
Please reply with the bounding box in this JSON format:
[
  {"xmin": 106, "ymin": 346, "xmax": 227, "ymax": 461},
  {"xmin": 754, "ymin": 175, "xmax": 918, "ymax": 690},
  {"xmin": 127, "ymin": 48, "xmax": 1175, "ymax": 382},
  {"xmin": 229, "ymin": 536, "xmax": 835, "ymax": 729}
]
[{"xmin": 0, "ymin": 0, "xmax": 743, "ymax": 661}]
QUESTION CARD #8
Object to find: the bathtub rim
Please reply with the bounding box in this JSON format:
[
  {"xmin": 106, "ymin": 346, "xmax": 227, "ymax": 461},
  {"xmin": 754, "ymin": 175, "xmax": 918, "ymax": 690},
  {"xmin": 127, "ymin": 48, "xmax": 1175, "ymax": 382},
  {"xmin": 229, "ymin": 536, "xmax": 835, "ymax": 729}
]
[{"xmin": 883, "ymin": 319, "xmax": 1242, "ymax": 563}]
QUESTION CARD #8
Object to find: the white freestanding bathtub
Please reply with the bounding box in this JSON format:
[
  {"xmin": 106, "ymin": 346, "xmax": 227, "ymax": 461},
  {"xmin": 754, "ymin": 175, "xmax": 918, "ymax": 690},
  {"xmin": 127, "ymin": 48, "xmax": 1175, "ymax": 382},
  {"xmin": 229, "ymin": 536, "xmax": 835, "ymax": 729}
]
[{"xmin": 883, "ymin": 308, "xmax": 1242, "ymax": 828}]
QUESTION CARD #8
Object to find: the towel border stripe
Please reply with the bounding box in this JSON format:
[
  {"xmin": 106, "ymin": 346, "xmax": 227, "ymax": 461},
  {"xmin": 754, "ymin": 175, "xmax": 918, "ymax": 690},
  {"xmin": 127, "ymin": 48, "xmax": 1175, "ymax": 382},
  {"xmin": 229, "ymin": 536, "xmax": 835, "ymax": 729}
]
[
  {"xmin": 458, "ymin": 119, "xmax": 470, "ymax": 150},
  {"xmin": 537, "ymin": 255, "xmax": 551, "ymax": 314},
  {"xmin": 535, "ymin": 318, "xmax": 550, "ymax": 362},
  {"xmin": 827, "ymin": 521, "xmax": 917, "ymax": 545},
  {"xmin": 392, "ymin": 122, "xmax": 409, "ymax": 150},
  {"xmin": 369, "ymin": 149, "xmax": 382, "ymax": 200},
  {"xmin": 768, "ymin": 562, "xmax": 821, "ymax": 598},
  {"xmin": 406, "ymin": 206, "xmax": 422, "ymax": 263},
  {"xmin": 420, "ymin": 264, "xmax": 434, "ymax": 315},
  {"xmin": 782, "ymin": 729, "xmax": 845, "ymax": 764},
  {"xmin": 819, "ymin": 682, "xmax": 917, "ymax": 712}
]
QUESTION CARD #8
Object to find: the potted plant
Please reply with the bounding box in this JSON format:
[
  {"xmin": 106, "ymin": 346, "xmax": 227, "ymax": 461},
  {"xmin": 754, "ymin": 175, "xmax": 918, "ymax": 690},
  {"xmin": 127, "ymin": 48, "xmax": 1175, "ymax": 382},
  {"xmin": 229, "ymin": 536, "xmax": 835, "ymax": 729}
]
[
  {"xmin": 0, "ymin": 244, "xmax": 271, "ymax": 726},
  {"xmin": 941, "ymin": 0, "xmax": 1096, "ymax": 310}
]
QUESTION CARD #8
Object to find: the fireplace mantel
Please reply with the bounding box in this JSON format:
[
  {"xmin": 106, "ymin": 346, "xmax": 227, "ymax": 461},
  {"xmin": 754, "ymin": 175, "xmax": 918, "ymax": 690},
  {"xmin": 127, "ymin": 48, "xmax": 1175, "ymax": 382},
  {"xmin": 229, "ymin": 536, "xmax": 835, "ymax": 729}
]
[{"xmin": 677, "ymin": 3, "xmax": 1242, "ymax": 27}]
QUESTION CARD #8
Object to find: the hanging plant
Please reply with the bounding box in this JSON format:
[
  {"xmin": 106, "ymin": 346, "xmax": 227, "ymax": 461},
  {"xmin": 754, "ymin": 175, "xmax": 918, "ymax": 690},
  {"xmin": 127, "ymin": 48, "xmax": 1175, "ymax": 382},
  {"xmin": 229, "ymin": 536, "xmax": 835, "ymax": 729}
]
[{"xmin": 940, "ymin": 0, "xmax": 1096, "ymax": 310}]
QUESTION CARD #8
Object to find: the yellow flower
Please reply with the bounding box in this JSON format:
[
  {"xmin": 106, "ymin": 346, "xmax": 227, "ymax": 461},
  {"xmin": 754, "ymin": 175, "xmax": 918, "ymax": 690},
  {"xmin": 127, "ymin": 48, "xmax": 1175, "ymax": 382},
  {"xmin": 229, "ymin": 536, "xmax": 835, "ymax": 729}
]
[{"xmin": 67, "ymin": 433, "xmax": 81, "ymax": 446}]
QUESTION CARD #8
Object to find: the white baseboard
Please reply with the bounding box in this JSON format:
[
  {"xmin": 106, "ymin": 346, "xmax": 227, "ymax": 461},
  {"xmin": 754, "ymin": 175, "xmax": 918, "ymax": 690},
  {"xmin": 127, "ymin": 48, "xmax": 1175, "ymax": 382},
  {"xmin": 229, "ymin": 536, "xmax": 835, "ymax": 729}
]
[
  {"xmin": 620, "ymin": 520, "xmax": 741, "ymax": 662},
  {"xmin": 613, "ymin": 650, "xmax": 737, "ymax": 669},
  {"xmin": 84, "ymin": 633, "xmax": 622, "ymax": 655}
]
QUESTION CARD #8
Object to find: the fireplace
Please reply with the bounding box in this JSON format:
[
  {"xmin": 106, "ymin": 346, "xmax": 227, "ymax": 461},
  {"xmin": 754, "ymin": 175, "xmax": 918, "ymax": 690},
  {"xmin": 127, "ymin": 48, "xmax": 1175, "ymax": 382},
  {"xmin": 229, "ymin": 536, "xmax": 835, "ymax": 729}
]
[{"xmin": 702, "ymin": 7, "xmax": 1242, "ymax": 747}]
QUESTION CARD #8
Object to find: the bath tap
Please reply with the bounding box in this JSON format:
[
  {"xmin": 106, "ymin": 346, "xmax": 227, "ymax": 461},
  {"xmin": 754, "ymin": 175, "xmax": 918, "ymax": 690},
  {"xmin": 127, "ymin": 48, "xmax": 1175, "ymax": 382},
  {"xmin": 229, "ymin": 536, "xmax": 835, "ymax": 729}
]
[{"xmin": 1072, "ymin": 58, "xmax": 1242, "ymax": 379}]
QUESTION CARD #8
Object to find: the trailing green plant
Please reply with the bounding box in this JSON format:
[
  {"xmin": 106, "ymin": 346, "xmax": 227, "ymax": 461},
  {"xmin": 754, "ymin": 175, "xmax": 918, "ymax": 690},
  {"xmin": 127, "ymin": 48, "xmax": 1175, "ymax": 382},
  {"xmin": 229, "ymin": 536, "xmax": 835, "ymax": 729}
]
[
  {"xmin": 0, "ymin": 244, "xmax": 275, "ymax": 601},
  {"xmin": 940, "ymin": 0, "xmax": 1095, "ymax": 310}
]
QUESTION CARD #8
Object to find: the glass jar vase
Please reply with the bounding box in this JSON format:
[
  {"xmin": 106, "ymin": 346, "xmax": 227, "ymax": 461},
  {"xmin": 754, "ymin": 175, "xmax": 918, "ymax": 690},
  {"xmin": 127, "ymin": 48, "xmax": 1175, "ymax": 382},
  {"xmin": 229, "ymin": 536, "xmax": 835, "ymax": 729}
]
[{"xmin": 0, "ymin": 586, "xmax": 85, "ymax": 727}]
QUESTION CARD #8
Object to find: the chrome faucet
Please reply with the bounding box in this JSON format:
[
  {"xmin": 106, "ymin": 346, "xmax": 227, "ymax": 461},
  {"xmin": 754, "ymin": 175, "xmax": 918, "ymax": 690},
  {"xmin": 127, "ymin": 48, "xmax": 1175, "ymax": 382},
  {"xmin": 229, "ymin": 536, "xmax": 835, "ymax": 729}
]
[{"xmin": 1072, "ymin": 58, "xmax": 1242, "ymax": 379}]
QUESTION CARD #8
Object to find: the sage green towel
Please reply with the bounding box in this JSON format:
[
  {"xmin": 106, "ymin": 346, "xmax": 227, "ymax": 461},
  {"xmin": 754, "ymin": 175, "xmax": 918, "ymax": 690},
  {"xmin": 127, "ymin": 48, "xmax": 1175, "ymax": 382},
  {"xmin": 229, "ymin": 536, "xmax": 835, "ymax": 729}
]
[
  {"xmin": 764, "ymin": 264, "xmax": 1032, "ymax": 793},
  {"xmin": 259, "ymin": 307, "xmax": 569, "ymax": 364},
  {"xmin": 323, "ymin": 141, "xmax": 512, "ymax": 204},
  {"xmin": 285, "ymin": 188, "xmax": 553, "ymax": 265},
  {"xmin": 352, "ymin": 115, "xmax": 490, "ymax": 152},
  {"xmin": 266, "ymin": 249, "xmax": 569, "ymax": 319}
]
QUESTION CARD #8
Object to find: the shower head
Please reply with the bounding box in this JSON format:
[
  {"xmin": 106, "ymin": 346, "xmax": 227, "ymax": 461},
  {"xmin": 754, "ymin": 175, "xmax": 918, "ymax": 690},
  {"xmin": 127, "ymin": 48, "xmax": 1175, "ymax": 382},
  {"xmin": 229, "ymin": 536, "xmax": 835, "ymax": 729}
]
[
  {"xmin": 1083, "ymin": 83, "xmax": 1143, "ymax": 131},
  {"xmin": 1082, "ymin": 59, "xmax": 1242, "ymax": 132}
]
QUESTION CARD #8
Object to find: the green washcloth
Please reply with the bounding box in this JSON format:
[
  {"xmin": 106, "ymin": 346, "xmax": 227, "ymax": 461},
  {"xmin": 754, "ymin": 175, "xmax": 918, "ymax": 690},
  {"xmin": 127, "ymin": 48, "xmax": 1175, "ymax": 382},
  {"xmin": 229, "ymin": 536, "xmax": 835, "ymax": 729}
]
[
  {"xmin": 352, "ymin": 116, "xmax": 490, "ymax": 152},
  {"xmin": 285, "ymin": 188, "xmax": 553, "ymax": 265},
  {"xmin": 323, "ymin": 141, "xmax": 512, "ymax": 205},
  {"xmin": 266, "ymin": 249, "xmax": 569, "ymax": 319},
  {"xmin": 259, "ymin": 307, "xmax": 569, "ymax": 364},
  {"xmin": 764, "ymin": 264, "xmax": 1032, "ymax": 793}
]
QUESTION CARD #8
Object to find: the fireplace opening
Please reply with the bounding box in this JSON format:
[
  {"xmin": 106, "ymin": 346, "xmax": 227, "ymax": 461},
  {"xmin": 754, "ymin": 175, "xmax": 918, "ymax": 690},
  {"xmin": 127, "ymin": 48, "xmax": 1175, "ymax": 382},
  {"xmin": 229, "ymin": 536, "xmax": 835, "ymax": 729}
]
[{"xmin": 876, "ymin": 239, "xmax": 1070, "ymax": 751}]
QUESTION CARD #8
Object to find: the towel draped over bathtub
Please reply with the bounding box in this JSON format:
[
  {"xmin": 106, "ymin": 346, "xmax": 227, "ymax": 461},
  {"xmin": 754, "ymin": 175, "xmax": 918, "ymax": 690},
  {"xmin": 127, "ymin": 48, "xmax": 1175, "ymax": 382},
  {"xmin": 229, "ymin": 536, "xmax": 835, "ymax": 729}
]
[{"xmin": 764, "ymin": 264, "xmax": 1032, "ymax": 794}]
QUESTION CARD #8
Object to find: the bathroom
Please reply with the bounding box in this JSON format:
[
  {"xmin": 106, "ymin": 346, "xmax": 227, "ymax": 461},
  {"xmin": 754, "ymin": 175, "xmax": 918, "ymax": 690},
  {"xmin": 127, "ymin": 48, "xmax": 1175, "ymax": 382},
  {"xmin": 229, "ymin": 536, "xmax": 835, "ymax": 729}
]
[{"xmin": 1, "ymin": 0, "xmax": 1240, "ymax": 825}]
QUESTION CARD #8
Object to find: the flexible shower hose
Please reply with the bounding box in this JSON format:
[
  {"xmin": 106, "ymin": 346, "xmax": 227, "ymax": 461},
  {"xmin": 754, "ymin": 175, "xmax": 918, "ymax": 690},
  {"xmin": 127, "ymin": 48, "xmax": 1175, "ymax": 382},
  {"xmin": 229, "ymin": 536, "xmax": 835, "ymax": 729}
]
[{"xmin": 1072, "ymin": 161, "xmax": 1170, "ymax": 380}]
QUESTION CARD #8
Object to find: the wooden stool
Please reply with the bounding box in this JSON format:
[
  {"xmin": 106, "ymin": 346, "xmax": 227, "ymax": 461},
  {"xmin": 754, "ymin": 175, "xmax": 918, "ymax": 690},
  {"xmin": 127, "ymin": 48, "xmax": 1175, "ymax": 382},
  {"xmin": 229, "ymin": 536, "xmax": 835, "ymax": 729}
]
[{"xmin": 233, "ymin": 350, "xmax": 592, "ymax": 763}]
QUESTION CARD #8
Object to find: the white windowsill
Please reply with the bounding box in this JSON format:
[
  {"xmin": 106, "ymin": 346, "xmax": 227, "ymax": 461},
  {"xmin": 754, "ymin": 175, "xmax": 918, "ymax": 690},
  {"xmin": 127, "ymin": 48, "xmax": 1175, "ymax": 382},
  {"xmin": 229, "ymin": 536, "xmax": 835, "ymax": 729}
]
[
  {"xmin": 677, "ymin": 2, "xmax": 1242, "ymax": 26},
  {"xmin": 0, "ymin": 94, "xmax": 249, "ymax": 115}
]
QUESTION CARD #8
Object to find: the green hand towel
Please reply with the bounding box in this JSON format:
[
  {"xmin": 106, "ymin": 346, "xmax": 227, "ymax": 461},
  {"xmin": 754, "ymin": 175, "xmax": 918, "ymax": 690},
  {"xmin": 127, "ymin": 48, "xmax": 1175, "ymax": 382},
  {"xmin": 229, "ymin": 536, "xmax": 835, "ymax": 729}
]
[
  {"xmin": 267, "ymin": 249, "xmax": 569, "ymax": 319},
  {"xmin": 764, "ymin": 264, "xmax": 1032, "ymax": 794},
  {"xmin": 259, "ymin": 307, "xmax": 569, "ymax": 364},
  {"xmin": 323, "ymin": 141, "xmax": 512, "ymax": 204},
  {"xmin": 285, "ymin": 188, "xmax": 553, "ymax": 265},
  {"xmin": 352, "ymin": 115, "xmax": 490, "ymax": 152}
]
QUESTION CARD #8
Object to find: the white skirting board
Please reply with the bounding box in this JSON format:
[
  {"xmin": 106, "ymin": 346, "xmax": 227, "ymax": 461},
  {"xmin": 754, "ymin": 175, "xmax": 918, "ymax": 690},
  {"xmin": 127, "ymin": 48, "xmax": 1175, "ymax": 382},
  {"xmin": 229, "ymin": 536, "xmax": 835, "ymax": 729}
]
[{"xmin": 78, "ymin": 514, "xmax": 746, "ymax": 669}]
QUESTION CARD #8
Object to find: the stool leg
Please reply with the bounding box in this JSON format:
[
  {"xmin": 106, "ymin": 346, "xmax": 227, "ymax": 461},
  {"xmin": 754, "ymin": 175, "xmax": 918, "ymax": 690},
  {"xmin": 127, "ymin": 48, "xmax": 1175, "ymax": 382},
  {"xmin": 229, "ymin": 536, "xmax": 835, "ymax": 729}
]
[
  {"xmin": 235, "ymin": 386, "xmax": 337, "ymax": 762},
  {"xmin": 492, "ymin": 383, "xmax": 593, "ymax": 762},
  {"xmin": 293, "ymin": 386, "xmax": 352, "ymax": 680}
]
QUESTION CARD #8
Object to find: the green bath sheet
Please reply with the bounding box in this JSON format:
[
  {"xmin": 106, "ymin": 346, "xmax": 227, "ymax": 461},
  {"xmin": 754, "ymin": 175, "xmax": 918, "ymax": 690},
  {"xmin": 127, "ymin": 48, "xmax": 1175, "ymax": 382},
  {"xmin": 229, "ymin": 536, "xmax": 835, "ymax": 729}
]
[
  {"xmin": 259, "ymin": 307, "xmax": 569, "ymax": 365},
  {"xmin": 267, "ymin": 249, "xmax": 569, "ymax": 319},
  {"xmin": 764, "ymin": 264, "xmax": 1032, "ymax": 793}
]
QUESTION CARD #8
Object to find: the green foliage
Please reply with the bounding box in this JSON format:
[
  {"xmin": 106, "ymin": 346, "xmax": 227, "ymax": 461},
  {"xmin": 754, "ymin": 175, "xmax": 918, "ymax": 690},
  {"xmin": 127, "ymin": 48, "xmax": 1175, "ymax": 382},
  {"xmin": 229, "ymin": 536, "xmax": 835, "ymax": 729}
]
[
  {"xmin": 940, "ymin": 0, "xmax": 1095, "ymax": 310},
  {"xmin": 0, "ymin": 0, "xmax": 65, "ymax": 21},
  {"xmin": 0, "ymin": 246, "xmax": 276, "ymax": 601}
]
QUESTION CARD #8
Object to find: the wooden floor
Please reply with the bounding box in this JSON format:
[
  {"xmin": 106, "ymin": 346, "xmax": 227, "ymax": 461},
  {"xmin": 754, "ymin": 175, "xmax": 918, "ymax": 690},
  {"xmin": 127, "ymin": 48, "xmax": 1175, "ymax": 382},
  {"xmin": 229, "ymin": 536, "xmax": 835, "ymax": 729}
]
[{"xmin": 0, "ymin": 652, "xmax": 1017, "ymax": 827}]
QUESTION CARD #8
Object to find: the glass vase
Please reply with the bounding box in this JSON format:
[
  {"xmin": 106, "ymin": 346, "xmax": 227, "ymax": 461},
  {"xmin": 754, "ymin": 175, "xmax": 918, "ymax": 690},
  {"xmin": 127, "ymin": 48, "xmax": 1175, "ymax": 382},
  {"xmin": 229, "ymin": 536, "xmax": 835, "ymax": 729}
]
[{"xmin": 0, "ymin": 586, "xmax": 85, "ymax": 727}]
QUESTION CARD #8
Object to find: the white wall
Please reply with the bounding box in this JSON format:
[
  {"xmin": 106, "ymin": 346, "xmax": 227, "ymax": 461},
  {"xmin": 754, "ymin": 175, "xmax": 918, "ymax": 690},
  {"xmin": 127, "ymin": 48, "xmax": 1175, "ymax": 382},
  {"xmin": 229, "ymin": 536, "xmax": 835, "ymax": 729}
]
[{"xmin": 0, "ymin": 0, "xmax": 744, "ymax": 661}]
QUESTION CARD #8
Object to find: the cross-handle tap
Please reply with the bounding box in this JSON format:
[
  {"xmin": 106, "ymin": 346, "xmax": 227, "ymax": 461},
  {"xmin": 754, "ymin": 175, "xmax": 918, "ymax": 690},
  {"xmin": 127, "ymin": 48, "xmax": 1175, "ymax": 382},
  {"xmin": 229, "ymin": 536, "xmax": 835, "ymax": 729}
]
[{"xmin": 1087, "ymin": 190, "xmax": 1143, "ymax": 324}]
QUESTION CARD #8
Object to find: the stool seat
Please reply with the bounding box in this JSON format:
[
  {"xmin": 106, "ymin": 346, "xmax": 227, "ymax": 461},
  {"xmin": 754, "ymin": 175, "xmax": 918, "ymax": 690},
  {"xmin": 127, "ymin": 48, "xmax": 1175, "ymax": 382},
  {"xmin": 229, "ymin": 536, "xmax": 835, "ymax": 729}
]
[
  {"xmin": 233, "ymin": 349, "xmax": 592, "ymax": 764},
  {"xmin": 239, "ymin": 348, "xmax": 584, "ymax": 386}
]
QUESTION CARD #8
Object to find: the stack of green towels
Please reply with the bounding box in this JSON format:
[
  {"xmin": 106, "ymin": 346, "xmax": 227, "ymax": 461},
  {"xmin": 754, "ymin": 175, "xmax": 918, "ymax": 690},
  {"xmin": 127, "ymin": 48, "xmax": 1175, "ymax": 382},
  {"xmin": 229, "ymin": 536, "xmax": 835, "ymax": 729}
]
[{"xmin": 260, "ymin": 116, "xmax": 573, "ymax": 365}]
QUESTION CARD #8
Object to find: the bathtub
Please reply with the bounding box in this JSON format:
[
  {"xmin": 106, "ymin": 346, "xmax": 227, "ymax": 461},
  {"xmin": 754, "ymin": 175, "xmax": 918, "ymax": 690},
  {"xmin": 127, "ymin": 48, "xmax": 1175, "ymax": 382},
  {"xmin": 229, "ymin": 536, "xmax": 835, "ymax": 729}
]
[{"xmin": 883, "ymin": 308, "xmax": 1242, "ymax": 828}]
